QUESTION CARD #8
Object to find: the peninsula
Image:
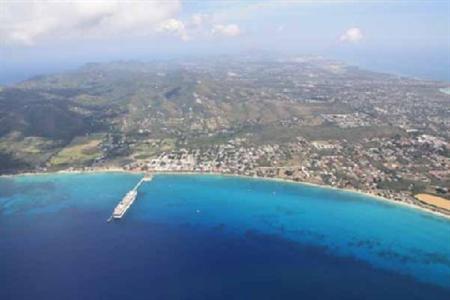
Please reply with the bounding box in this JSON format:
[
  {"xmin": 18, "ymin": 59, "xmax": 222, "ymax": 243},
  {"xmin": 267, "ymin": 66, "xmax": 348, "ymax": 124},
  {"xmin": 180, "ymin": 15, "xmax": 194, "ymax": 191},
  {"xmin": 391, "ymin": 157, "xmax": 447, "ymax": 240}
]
[{"xmin": 1, "ymin": 58, "xmax": 449, "ymax": 217}]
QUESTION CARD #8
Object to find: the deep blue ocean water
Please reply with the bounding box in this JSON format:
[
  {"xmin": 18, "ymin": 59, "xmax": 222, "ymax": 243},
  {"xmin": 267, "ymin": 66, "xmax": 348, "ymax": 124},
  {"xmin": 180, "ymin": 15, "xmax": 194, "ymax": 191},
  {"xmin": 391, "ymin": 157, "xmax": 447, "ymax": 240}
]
[{"xmin": 1, "ymin": 173, "xmax": 450, "ymax": 300}]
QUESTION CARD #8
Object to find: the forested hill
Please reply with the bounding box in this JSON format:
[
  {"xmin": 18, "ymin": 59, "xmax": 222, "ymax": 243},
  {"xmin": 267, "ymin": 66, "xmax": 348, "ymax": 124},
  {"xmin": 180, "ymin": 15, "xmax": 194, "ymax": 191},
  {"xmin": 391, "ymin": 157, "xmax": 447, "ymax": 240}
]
[{"xmin": 0, "ymin": 58, "xmax": 448, "ymax": 174}]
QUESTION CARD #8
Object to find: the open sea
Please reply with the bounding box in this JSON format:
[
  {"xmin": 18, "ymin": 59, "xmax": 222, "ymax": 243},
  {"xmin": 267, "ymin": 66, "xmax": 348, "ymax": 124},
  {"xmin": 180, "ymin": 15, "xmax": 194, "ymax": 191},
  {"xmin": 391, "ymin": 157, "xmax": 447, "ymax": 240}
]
[{"xmin": 1, "ymin": 173, "xmax": 449, "ymax": 300}]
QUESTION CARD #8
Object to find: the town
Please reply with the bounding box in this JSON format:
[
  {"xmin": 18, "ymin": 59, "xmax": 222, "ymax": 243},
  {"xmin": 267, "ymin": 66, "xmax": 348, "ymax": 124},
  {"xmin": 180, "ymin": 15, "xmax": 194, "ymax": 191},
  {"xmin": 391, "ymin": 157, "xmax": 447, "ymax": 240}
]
[{"xmin": 1, "ymin": 58, "xmax": 449, "ymax": 216}]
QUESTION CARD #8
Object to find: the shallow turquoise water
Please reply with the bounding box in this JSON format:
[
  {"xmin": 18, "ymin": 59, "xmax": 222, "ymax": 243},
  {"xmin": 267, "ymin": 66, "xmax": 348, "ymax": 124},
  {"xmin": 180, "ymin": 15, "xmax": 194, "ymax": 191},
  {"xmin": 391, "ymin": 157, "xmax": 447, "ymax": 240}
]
[{"xmin": 1, "ymin": 173, "xmax": 449, "ymax": 299}]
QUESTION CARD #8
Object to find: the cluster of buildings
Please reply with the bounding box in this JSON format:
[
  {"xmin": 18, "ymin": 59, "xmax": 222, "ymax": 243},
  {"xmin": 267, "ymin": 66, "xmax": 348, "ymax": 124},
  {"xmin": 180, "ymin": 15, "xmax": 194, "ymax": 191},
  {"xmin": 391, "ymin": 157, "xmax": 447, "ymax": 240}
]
[
  {"xmin": 120, "ymin": 131, "xmax": 449, "ymax": 214},
  {"xmin": 320, "ymin": 113, "xmax": 377, "ymax": 128},
  {"xmin": 32, "ymin": 58, "xmax": 449, "ymax": 215}
]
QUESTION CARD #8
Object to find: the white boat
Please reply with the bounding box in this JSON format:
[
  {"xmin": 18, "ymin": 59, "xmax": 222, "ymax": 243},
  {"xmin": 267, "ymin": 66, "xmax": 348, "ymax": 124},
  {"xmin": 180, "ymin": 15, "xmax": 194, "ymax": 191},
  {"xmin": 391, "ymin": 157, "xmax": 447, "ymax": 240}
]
[
  {"xmin": 108, "ymin": 175, "xmax": 152, "ymax": 222},
  {"xmin": 143, "ymin": 174, "xmax": 153, "ymax": 182},
  {"xmin": 112, "ymin": 190, "xmax": 138, "ymax": 219}
]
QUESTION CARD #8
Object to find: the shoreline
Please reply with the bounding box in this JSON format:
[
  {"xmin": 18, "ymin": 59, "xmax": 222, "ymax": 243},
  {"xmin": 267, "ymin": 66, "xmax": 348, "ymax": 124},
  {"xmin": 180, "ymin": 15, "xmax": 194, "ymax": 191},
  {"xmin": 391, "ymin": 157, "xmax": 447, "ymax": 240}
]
[{"xmin": 2, "ymin": 168, "xmax": 450, "ymax": 221}]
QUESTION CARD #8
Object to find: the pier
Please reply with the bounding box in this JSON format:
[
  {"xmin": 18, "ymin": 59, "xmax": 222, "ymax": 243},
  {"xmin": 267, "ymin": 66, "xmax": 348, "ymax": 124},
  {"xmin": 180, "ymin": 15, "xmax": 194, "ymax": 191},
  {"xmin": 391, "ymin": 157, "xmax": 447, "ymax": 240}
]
[{"xmin": 108, "ymin": 174, "xmax": 153, "ymax": 222}]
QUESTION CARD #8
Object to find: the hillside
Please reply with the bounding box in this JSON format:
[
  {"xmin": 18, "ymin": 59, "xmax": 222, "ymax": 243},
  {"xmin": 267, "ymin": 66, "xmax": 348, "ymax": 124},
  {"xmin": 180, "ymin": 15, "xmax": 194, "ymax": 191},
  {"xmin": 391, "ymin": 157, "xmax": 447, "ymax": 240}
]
[{"xmin": 0, "ymin": 58, "xmax": 448, "ymax": 179}]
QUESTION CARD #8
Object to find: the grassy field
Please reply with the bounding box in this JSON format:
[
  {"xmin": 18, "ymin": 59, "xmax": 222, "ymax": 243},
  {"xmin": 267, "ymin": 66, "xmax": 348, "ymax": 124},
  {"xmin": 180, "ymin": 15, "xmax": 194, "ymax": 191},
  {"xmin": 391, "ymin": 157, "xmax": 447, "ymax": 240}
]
[
  {"xmin": 296, "ymin": 125, "xmax": 403, "ymax": 142},
  {"xmin": 131, "ymin": 138, "xmax": 176, "ymax": 160},
  {"xmin": 0, "ymin": 134, "xmax": 59, "ymax": 168},
  {"xmin": 49, "ymin": 136, "xmax": 103, "ymax": 166},
  {"xmin": 0, "ymin": 136, "xmax": 55, "ymax": 155}
]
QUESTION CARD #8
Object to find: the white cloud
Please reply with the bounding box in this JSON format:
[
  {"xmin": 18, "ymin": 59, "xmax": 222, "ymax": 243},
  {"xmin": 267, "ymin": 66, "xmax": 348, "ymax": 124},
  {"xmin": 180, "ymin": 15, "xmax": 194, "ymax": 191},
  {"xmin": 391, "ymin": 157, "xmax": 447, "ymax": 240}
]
[
  {"xmin": 0, "ymin": 0, "xmax": 181, "ymax": 46},
  {"xmin": 339, "ymin": 27, "xmax": 363, "ymax": 43},
  {"xmin": 212, "ymin": 24, "xmax": 241, "ymax": 37},
  {"xmin": 157, "ymin": 18, "xmax": 189, "ymax": 41},
  {"xmin": 191, "ymin": 14, "xmax": 208, "ymax": 27}
]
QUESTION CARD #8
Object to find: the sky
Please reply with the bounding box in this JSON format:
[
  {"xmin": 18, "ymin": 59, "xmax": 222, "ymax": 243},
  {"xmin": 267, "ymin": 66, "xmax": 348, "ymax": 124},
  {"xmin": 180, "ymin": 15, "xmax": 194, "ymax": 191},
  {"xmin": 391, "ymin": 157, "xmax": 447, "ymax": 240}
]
[{"xmin": 1, "ymin": 0, "xmax": 449, "ymax": 83}]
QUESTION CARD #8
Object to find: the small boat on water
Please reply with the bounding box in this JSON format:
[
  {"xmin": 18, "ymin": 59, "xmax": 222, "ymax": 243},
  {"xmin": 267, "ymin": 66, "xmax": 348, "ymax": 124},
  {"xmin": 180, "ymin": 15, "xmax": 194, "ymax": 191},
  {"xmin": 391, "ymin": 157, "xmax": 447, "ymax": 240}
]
[{"xmin": 143, "ymin": 174, "xmax": 153, "ymax": 182}]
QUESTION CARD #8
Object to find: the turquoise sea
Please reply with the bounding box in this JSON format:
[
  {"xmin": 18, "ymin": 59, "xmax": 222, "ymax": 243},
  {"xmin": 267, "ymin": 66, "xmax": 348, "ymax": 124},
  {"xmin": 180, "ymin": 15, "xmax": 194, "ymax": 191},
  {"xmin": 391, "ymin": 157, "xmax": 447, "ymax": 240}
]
[{"xmin": 1, "ymin": 173, "xmax": 450, "ymax": 299}]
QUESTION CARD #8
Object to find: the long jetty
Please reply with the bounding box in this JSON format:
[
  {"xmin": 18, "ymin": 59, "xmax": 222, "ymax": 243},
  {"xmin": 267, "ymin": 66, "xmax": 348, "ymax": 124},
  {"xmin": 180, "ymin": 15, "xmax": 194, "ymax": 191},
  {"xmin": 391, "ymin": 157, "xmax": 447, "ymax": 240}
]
[{"xmin": 107, "ymin": 174, "xmax": 153, "ymax": 222}]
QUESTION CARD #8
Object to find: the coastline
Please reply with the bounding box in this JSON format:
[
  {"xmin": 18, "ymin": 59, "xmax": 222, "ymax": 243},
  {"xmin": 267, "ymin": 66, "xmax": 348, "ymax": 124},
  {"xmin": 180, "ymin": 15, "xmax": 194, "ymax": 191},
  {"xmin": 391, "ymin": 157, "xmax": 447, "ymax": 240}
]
[{"xmin": 2, "ymin": 168, "xmax": 450, "ymax": 221}]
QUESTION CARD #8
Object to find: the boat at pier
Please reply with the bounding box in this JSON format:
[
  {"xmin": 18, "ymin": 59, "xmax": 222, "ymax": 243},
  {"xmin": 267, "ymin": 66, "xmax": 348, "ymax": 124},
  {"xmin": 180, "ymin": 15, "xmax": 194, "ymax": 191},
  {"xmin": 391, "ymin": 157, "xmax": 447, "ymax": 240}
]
[
  {"xmin": 112, "ymin": 189, "xmax": 138, "ymax": 219},
  {"xmin": 108, "ymin": 174, "xmax": 153, "ymax": 221}
]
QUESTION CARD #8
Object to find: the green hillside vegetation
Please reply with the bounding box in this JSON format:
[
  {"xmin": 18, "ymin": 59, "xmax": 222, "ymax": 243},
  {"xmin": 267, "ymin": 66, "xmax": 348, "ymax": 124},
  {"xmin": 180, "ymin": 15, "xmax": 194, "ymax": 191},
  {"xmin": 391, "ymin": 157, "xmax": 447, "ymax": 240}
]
[
  {"xmin": 0, "ymin": 58, "xmax": 447, "ymax": 175},
  {"xmin": 49, "ymin": 136, "xmax": 103, "ymax": 167}
]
